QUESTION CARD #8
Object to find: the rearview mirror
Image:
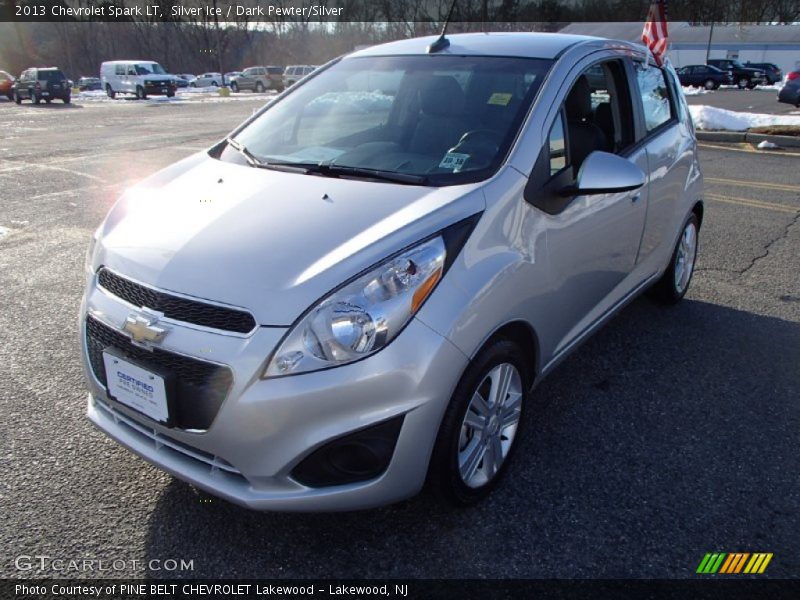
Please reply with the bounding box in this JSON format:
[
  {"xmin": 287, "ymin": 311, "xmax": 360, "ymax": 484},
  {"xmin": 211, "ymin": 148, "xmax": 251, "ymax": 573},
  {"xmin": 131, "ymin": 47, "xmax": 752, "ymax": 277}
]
[{"xmin": 560, "ymin": 151, "xmax": 645, "ymax": 196}]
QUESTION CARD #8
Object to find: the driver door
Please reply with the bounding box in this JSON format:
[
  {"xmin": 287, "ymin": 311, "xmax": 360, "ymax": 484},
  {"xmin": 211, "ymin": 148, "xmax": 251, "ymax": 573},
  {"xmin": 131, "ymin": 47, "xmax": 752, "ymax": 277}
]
[{"xmin": 528, "ymin": 59, "xmax": 648, "ymax": 357}]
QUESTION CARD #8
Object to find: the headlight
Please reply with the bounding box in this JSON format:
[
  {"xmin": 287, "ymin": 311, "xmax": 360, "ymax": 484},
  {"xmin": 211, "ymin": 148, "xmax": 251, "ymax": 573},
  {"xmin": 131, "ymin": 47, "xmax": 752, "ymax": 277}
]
[
  {"xmin": 263, "ymin": 236, "xmax": 447, "ymax": 378},
  {"xmin": 85, "ymin": 232, "xmax": 98, "ymax": 274}
]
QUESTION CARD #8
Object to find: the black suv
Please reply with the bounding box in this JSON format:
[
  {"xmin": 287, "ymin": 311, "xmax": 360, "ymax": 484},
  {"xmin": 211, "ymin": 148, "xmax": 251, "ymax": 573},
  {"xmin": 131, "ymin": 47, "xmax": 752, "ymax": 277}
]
[
  {"xmin": 13, "ymin": 67, "xmax": 71, "ymax": 104},
  {"xmin": 707, "ymin": 59, "xmax": 766, "ymax": 89},
  {"xmin": 745, "ymin": 62, "xmax": 783, "ymax": 85}
]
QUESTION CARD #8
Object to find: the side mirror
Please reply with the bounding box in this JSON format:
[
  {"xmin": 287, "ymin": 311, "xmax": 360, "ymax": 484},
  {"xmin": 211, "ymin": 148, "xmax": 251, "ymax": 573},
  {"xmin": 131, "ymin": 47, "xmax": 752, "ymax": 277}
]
[{"xmin": 560, "ymin": 151, "xmax": 645, "ymax": 196}]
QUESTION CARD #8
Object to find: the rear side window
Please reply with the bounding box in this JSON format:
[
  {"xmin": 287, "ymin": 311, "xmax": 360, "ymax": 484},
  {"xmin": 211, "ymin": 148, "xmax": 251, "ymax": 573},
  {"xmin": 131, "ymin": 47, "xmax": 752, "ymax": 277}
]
[
  {"xmin": 40, "ymin": 71, "xmax": 65, "ymax": 81},
  {"xmin": 635, "ymin": 63, "xmax": 673, "ymax": 133}
]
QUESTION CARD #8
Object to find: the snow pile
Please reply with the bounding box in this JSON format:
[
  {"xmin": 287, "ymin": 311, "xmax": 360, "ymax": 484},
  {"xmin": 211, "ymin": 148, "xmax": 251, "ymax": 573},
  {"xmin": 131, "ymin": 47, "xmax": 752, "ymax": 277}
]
[
  {"xmin": 681, "ymin": 87, "xmax": 711, "ymax": 96},
  {"xmin": 688, "ymin": 105, "xmax": 800, "ymax": 131}
]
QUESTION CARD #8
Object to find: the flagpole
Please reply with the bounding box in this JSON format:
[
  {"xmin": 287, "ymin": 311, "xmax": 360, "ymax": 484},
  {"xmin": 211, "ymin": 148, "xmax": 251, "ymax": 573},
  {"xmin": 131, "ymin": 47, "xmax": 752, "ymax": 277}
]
[{"xmin": 705, "ymin": 21, "xmax": 715, "ymax": 63}]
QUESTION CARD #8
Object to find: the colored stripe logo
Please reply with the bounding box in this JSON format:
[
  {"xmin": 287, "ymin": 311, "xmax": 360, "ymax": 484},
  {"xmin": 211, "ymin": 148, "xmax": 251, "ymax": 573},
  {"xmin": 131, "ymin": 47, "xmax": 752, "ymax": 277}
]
[{"xmin": 697, "ymin": 553, "xmax": 773, "ymax": 574}]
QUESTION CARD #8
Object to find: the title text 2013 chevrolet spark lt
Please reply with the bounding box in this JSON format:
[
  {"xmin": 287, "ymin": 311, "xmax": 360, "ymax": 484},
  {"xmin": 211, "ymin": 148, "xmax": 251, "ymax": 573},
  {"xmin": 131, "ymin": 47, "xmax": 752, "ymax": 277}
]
[{"xmin": 81, "ymin": 33, "xmax": 703, "ymax": 511}]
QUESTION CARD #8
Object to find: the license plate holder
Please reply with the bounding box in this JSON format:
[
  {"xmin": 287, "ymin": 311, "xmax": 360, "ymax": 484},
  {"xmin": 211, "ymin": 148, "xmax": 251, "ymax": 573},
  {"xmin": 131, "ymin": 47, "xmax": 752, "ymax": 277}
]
[{"xmin": 102, "ymin": 348, "xmax": 175, "ymax": 426}]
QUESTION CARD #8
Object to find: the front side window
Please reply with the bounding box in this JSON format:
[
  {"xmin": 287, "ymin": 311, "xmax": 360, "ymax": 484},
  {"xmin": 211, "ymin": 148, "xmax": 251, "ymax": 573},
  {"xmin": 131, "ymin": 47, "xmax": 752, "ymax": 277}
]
[
  {"xmin": 548, "ymin": 113, "xmax": 567, "ymax": 175},
  {"xmin": 226, "ymin": 55, "xmax": 552, "ymax": 186},
  {"xmin": 636, "ymin": 63, "xmax": 673, "ymax": 133}
]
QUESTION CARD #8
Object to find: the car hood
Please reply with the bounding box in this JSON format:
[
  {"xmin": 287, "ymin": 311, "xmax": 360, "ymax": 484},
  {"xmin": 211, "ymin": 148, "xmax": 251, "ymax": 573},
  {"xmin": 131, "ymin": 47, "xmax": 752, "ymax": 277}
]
[{"xmin": 96, "ymin": 153, "xmax": 485, "ymax": 326}]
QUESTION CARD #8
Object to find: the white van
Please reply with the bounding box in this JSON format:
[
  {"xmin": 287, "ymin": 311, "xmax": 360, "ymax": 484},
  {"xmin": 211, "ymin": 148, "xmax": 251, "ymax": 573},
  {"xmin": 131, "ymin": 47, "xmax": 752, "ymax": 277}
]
[{"xmin": 100, "ymin": 60, "xmax": 176, "ymax": 99}]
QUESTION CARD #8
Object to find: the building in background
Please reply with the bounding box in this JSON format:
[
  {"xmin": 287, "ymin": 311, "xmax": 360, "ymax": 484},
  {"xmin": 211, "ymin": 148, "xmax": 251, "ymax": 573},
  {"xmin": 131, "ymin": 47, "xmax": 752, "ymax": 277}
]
[{"xmin": 561, "ymin": 22, "xmax": 800, "ymax": 76}]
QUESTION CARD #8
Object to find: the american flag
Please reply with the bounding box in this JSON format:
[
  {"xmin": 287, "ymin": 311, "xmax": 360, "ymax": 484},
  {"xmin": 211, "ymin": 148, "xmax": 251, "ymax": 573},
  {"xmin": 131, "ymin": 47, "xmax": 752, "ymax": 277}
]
[{"xmin": 642, "ymin": 0, "xmax": 669, "ymax": 66}]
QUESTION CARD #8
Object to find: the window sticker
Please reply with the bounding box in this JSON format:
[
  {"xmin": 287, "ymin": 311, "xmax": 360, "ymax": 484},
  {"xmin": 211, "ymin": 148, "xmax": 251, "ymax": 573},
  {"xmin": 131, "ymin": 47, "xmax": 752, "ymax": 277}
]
[
  {"xmin": 439, "ymin": 152, "xmax": 470, "ymax": 171},
  {"xmin": 487, "ymin": 92, "xmax": 512, "ymax": 106}
]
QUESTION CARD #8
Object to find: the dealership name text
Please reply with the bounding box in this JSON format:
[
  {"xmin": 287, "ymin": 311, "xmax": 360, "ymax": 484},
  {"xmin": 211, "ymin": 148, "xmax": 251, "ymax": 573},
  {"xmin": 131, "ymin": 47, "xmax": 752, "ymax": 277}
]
[{"xmin": 16, "ymin": 584, "xmax": 406, "ymax": 597}]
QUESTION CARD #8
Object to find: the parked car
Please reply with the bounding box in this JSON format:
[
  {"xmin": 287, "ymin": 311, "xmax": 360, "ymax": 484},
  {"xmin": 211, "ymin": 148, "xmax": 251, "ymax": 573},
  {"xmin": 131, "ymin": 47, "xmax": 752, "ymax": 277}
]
[
  {"xmin": 13, "ymin": 67, "xmax": 71, "ymax": 104},
  {"xmin": 82, "ymin": 32, "xmax": 703, "ymax": 511},
  {"xmin": 100, "ymin": 61, "xmax": 176, "ymax": 99},
  {"xmin": 0, "ymin": 70, "xmax": 14, "ymax": 100},
  {"xmin": 777, "ymin": 69, "xmax": 800, "ymax": 107},
  {"xmin": 706, "ymin": 59, "xmax": 765, "ymax": 89},
  {"xmin": 229, "ymin": 66, "xmax": 283, "ymax": 92},
  {"xmin": 283, "ymin": 65, "xmax": 316, "ymax": 88},
  {"xmin": 676, "ymin": 64, "xmax": 732, "ymax": 90},
  {"xmin": 77, "ymin": 77, "xmax": 102, "ymax": 91},
  {"xmin": 190, "ymin": 72, "xmax": 222, "ymax": 88},
  {"xmin": 177, "ymin": 74, "xmax": 196, "ymax": 85},
  {"xmin": 224, "ymin": 71, "xmax": 243, "ymax": 85},
  {"xmin": 745, "ymin": 62, "xmax": 783, "ymax": 85}
]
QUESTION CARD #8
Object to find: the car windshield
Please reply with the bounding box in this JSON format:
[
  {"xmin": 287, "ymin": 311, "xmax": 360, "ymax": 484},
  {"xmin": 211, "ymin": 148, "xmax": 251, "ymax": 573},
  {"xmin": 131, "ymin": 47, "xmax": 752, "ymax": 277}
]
[
  {"xmin": 227, "ymin": 55, "xmax": 552, "ymax": 186},
  {"xmin": 135, "ymin": 63, "xmax": 166, "ymax": 75}
]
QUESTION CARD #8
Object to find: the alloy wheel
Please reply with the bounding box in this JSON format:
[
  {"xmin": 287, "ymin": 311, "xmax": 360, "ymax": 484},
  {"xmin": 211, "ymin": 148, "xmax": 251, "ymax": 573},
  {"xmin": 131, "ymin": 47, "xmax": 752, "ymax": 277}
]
[
  {"xmin": 674, "ymin": 221, "xmax": 697, "ymax": 294},
  {"xmin": 457, "ymin": 362, "xmax": 523, "ymax": 489}
]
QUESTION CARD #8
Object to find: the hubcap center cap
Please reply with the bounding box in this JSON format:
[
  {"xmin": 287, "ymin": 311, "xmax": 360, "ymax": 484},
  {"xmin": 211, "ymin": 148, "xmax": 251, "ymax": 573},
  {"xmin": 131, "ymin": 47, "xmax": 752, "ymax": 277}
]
[{"xmin": 487, "ymin": 415, "xmax": 500, "ymax": 436}]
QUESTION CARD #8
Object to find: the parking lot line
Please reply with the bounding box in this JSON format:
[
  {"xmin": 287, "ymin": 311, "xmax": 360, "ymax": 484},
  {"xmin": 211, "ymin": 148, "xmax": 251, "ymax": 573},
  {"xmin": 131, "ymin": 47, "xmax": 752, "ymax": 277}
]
[
  {"xmin": 706, "ymin": 177, "xmax": 800, "ymax": 193},
  {"xmin": 705, "ymin": 193, "xmax": 800, "ymax": 214},
  {"xmin": 698, "ymin": 142, "xmax": 800, "ymax": 158}
]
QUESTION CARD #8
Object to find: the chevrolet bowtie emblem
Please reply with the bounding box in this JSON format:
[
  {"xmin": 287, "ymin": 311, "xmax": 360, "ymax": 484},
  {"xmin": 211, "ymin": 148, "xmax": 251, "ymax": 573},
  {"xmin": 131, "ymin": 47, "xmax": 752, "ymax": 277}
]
[{"xmin": 123, "ymin": 313, "xmax": 168, "ymax": 347}]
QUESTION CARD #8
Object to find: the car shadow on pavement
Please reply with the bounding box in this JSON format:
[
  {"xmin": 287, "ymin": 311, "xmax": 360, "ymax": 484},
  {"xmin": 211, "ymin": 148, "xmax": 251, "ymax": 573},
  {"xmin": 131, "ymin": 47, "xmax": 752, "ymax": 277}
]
[{"xmin": 144, "ymin": 297, "xmax": 799, "ymax": 578}]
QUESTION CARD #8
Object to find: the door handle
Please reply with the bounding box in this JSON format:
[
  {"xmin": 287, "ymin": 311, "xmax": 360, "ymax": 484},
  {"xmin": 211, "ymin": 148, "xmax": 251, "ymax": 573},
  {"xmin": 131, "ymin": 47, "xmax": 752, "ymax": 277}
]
[{"xmin": 631, "ymin": 193, "xmax": 641, "ymax": 203}]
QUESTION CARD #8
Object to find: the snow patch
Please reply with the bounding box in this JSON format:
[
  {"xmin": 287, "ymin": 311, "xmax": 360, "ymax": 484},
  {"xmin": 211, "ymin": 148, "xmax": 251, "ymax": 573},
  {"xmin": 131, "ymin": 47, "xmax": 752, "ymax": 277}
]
[
  {"xmin": 688, "ymin": 105, "xmax": 800, "ymax": 131},
  {"xmin": 681, "ymin": 87, "xmax": 711, "ymax": 96},
  {"xmin": 0, "ymin": 226, "xmax": 11, "ymax": 239}
]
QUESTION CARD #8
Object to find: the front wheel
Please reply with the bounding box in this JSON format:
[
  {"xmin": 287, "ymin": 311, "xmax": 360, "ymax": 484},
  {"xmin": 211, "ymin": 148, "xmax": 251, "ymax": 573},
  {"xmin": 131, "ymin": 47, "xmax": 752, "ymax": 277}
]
[
  {"xmin": 704, "ymin": 79, "xmax": 717, "ymax": 90},
  {"xmin": 428, "ymin": 339, "xmax": 529, "ymax": 506},
  {"xmin": 230, "ymin": 82, "xmax": 238, "ymax": 93},
  {"xmin": 63, "ymin": 95, "xmax": 70, "ymax": 104},
  {"xmin": 31, "ymin": 91, "xmax": 40, "ymax": 105},
  {"xmin": 106, "ymin": 84, "xmax": 115, "ymax": 99},
  {"xmin": 14, "ymin": 92, "xmax": 21, "ymax": 104},
  {"xmin": 136, "ymin": 85, "xmax": 146, "ymax": 100},
  {"xmin": 255, "ymin": 81, "xmax": 264, "ymax": 93},
  {"xmin": 649, "ymin": 214, "xmax": 699, "ymax": 304},
  {"xmin": 737, "ymin": 77, "xmax": 749, "ymax": 89}
]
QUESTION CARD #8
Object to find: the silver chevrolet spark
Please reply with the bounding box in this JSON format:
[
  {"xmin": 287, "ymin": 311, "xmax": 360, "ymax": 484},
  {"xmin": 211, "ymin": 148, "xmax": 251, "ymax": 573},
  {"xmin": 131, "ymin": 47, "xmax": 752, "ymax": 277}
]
[{"xmin": 81, "ymin": 33, "xmax": 703, "ymax": 510}]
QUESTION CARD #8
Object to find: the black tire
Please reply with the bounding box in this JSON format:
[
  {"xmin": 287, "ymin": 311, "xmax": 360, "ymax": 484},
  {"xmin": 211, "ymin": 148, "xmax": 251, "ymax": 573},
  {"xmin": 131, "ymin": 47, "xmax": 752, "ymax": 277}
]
[
  {"xmin": 45, "ymin": 98, "xmax": 51, "ymax": 104},
  {"xmin": 14, "ymin": 92, "xmax": 21, "ymax": 104},
  {"xmin": 31, "ymin": 91, "xmax": 40, "ymax": 105},
  {"xmin": 428, "ymin": 339, "xmax": 530, "ymax": 506},
  {"xmin": 704, "ymin": 79, "xmax": 717, "ymax": 90},
  {"xmin": 747, "ymin": 82, "xmax": 757, "ymax": 90},
  {"xmin": 211, "ymin": 80, "xmax": 218, "ymax": 87},
  {"xmin": 136, "ymin": 85, "xmax": 146, "ymax": 100},
  {"xmin": 649, "ymin": 213, "xmax": 700, "ymax": 305},
  {"xmin": 63, "ymin": 95, "xmax": 70, "ymax": 104},
  {"xmin": 166, "ymin": 90, "xmax": 175, "ymax": 98},
  {"xmin": 6, "ymin": 93, "xmax": 12, "ymax": 101},
  {"xmin": 106, "ymin": 85, "xmax": 115, "ymax": 99},
  {"xmin": 255, "ymin": 81, "xmax": 264, "ymax": 93},
  {"xmin": 190, "ymin": 82, "xmax": 196, "ymax": 88},
  {"xmin": 737, "ymin": 77, "xmax": 749, "ymax": 89},
  {"xmin": 230, "ymin": 82, "xmax": 238, "ymax": 93}
]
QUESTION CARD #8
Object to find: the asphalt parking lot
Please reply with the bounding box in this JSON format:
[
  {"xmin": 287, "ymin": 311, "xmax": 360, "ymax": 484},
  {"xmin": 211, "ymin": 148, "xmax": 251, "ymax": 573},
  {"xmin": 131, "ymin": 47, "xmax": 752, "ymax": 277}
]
[
  {"xmin": 1, "ymin": 95, "xmax": 798, "ymax": 580},
  {"xmin": 684, "ymin": 85, "xmax": 800, "ymax": 115}
]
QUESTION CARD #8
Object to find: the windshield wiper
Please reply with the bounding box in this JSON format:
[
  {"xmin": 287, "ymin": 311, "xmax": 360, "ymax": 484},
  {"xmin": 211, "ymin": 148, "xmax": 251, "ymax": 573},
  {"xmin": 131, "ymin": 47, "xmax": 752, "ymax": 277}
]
[
  {"xmin": 225, "ymin": 137, "xmax": 264, "ymax": 168},
  {"xmin": 303, "ymin": 163, "xmax": 428, "ymax": 185}
]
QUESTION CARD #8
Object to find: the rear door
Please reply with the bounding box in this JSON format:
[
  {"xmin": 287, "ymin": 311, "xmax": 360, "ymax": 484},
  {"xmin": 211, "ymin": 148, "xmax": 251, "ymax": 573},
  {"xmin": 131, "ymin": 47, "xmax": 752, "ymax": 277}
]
[{"xmin": 631, "ymin": 60, "xmax": 692, "ymax": 268}]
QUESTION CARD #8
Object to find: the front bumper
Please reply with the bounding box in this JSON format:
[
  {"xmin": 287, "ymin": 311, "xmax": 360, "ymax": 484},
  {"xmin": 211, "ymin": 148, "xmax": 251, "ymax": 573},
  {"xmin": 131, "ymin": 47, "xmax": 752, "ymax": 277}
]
[{"xmin": 81, "ymin": 276, "xmax": 468, "ymax": 511}]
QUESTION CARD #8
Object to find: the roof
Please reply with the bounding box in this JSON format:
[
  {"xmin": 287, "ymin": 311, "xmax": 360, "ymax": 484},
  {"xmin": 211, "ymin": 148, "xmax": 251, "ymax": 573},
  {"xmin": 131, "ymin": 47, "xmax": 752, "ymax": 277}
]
[
  {"xmin": 561, "ymin": 22, "xmax": 800, "ymax": 46},
  {"xmin": 348, "ymin": 32, "xmax": 606, "ymax": 60}
]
